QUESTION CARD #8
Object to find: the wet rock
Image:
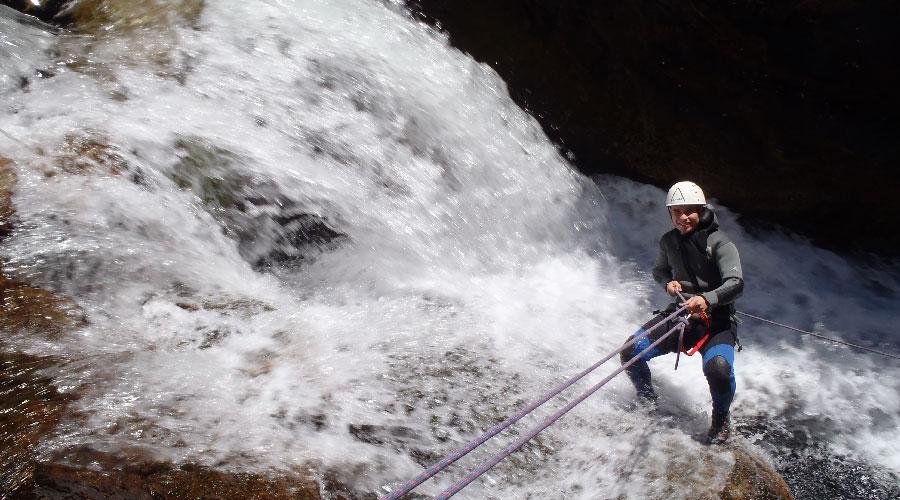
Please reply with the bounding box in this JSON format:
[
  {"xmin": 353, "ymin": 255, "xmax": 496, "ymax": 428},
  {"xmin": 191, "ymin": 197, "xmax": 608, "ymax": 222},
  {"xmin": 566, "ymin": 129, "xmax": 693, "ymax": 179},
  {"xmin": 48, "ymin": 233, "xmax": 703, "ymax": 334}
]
[
  {"xmin": 735, "ymin": 414, "xmax": 900, "ymax": 499},
  {"xmin": 0, "ymin": 156, "xmax": 88, "ymax": 337},
  {"xmin": 169, "ymin": 136, "xmax": 347, "ymax": 271},
  {"xmin": 60, "ymin": 0, "xmax": 204, "ymax": 34},
  {"xmin": 32, "ymin": 449, "xmax": 321, "ymax": 499},
  {"xmin": 409, "ymin": 1, "xmax": 900, "ymax": 254},
  {"xmin": 5, "ymin": 0, "xmax": 203, "ymax": 32},
  {"xmin": 645, "ymin": 438, "xmax": 793, "ymax": 499},
  {"xmin": 722, "ymin": 447, "xmax": 794, "ymax": 500},
  {"xmin": 32, "ymin": 0, "xmax": 206, "ymax": 88},
  {"xmin": 0, "ymin": 274, "xmax": 88, "ymax": 338},
  {"xmin": 321, "ymin": 465, "xmax": 379, "ymax": 500},
  {"xmin": 174, "ymin": 296, "xmax": 275, "ymax": 317},
  {"xmin": 0, "ymin": 157, "xmax": 17, "ymax": 237},
  {"xmin": 0, "ymin": 158, "xmax": 81, "ymax": 498},
  {"xmin": 51, "ymin": 132, "xmax": 129, "ymax": 176},
  {"xmin": 27, "ymin": 447, "xmax": 385, "ymax": 500},
  {"xmin": 0, "ymin": 352, "xmax": 73, "ymax": 498},
  {"xmin": 170, "ymin": 137, "xmax": 247, "ymax": 212}
]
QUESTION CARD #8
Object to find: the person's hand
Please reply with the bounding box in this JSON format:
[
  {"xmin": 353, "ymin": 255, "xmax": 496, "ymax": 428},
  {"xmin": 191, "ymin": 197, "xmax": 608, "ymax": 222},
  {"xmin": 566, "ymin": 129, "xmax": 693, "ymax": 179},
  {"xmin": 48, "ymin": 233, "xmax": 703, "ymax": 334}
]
[
  {"xmin": 666, "ymin": 281, "xmax": 682, "ymax": 296},
  {"xmin": 684, "ymin": 295, "xmax": 709, "ymax": 314}
]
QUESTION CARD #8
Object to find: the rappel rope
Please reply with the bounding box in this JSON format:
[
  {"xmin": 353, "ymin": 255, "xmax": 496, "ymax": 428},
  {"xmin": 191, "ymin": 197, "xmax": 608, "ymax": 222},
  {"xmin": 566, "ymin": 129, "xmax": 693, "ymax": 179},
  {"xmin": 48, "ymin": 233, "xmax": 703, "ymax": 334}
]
[
  {"xmin": 735, "ymin": 310, "xmax": 900, "ymax": 360},
  {"xmin": 382, "ymin": 305, "xmax": 689, "ymax": 500},
  {"xmin": 674, "ymin": 291, "xmax": 900, "ymax": 360},
  {"xmin": 0, "ymin": 127, "xmax": 30, "ymax": 149}
]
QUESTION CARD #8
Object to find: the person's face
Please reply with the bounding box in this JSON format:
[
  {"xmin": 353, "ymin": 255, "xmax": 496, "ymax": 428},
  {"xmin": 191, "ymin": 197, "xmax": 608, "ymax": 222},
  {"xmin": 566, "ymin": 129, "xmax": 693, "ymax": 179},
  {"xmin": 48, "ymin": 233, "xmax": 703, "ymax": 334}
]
[{"xmin": 670, "ymin": 205, "xmax": 702, "ymax": 234}]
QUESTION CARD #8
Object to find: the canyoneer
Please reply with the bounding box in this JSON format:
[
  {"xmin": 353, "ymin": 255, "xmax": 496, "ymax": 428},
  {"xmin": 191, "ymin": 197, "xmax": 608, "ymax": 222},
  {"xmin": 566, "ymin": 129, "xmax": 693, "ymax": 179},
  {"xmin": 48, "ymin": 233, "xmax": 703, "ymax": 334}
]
[{"xmin": 620, "ymin": 181, "xmax": 744, "ymax": 444}]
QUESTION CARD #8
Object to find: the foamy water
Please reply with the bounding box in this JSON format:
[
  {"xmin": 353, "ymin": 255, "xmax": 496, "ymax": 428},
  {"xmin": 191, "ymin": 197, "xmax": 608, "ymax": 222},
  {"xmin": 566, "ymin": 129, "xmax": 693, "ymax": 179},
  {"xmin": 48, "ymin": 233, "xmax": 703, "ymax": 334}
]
[{"xmin": 1, "ymin": 1, "xmax": 898, "ymax": 498}]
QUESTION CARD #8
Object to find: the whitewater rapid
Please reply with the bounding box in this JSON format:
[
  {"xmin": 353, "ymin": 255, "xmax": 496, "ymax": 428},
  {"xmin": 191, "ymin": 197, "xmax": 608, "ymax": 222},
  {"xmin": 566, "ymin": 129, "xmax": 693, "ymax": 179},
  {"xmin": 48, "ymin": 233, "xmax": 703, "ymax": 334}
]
[{"xmin": 1, "ymin": 1, "xmax": 898, "ymax": 498}]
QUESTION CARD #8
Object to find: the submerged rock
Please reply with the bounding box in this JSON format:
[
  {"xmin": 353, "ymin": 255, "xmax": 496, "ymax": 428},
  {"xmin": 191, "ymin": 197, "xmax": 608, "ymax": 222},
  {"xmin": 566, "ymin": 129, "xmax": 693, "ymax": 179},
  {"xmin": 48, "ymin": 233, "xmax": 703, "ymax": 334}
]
[
  {"xmin": 0, "ymin": 352, "xmax": 73, "ymax": 498},
  {"xmin": 50, "ymin": 132, "xmax": 130, "ymax": 176},
  {"xmin": 735, "ymin": 414, "xmax": 900, "ymax": 499},
  {"xmin": 19, "ymin": 0, "xmax": 206, "ymax": 90},
  {"xmin": 60, "ymin": 0, "xmax": 204, "ymax": 33},
  {"xmin": 722, "ymin": 447, "xmax": 794, "ymax": 500},
  {"xmin": 5, "ymin": 0, "xmax": 203, "ymax": 32},
  {"xmin": 0, "ymin": 157, "xmax": 17, "ymax": 237},
  {"xmin": 0, "ymin": 274, "xmax": 88, "ymax": 337},
  {"xmin": 0, "ymin": 157, "xmax": 83, "ymax": 497},
  {"xmin": 32, "ymin": 452, "xmax": 321, "ymax": 499},
  {"xmin": 0, "ymin": 155, "xmax": 88, "ymax": 337},
  {"xmin": 169, "ymin": 136, "xmax": 347, "ymax": 272},
  {"xmin": 28, "ymin": 447, "xmax": 385, "ymax": 499}
]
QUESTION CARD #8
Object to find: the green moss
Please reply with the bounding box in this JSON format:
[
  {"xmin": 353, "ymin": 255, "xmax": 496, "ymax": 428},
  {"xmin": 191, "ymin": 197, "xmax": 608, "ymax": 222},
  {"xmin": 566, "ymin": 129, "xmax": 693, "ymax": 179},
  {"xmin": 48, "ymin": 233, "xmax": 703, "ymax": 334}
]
[{"xmin": 169, "ymin": 137, "xmax": 248, "ymax": 213}]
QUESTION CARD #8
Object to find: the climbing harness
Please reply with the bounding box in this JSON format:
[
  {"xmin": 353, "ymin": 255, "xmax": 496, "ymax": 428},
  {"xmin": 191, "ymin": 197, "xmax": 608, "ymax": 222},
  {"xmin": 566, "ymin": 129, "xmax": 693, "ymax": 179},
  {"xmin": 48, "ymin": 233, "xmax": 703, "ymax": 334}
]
[
  {"xmin": 675, "ymin": 309, "xmax": 710, "ymax": 370},
  {"xmin": 381, "ymin": 305, "xmax": 689, "ymax": 500}
]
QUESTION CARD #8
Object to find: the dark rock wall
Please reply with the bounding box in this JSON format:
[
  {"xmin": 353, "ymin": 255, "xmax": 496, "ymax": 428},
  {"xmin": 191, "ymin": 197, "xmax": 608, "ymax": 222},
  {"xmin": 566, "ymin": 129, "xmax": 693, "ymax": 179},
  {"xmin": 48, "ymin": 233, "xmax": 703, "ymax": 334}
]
[
  {"xmin": 1, "ymin": 1, "xmax": 71, "ymax": 22},
  {"xmin": 408, "ymin": 0, "xmax": 900, "ymax": 254}
]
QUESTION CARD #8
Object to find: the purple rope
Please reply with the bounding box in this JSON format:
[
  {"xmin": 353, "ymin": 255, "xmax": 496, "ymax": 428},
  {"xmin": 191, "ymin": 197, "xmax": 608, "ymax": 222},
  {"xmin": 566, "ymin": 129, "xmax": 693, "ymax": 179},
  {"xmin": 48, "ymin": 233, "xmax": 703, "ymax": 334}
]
[
  {"xmin": 435, "ymin": 320, "xmax": 687, "ymax": 500},
  {"xmin": 381, "ymin": 305, "xmax": 688, "ymax": 500}
]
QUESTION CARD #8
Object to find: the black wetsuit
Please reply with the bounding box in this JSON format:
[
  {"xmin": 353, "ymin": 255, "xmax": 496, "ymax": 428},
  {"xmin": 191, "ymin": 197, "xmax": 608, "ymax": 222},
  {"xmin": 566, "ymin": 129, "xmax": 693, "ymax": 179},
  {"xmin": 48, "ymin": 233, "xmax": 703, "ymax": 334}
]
[{"xmin": 621, "ymin": 208, "xmax": 744, "ymax": 417}]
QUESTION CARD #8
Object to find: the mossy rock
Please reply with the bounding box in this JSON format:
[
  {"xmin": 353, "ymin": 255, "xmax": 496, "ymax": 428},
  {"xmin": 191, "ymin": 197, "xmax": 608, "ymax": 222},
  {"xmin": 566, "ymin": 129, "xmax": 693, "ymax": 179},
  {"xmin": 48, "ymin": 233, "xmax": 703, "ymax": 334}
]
[
  {"xmin": 169, "ymin": 136, "xmax": 249, "ymax": 213},
  {"xmin": 167, "ymin": 136, "xmax": 346, "ymax": 270},
  {"xmin": 62, "ymin": 0, "xmax": 205, "ymax": 35}
]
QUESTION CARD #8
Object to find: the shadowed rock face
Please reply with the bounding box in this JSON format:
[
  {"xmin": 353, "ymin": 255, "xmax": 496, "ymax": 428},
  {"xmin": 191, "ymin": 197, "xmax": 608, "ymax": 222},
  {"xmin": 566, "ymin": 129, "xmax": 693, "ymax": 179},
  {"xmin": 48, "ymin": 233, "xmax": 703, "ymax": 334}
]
[
  {"xmin": 407, "ymin": 0, "xmax": 900, "ymax": 255},
  {"xmin": 2, "ymin": 1, "xmax": 72, "ymax": 23}
]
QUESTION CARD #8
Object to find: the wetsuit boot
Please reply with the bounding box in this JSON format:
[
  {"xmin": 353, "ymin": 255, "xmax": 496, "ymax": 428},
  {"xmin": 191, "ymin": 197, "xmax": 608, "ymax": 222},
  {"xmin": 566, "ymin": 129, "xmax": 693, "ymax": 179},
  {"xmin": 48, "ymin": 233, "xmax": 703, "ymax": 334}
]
[
  {"xmin": 707, "ymin": 409, "xmax": 731, "ymax": 444},
  {"xmin": 703, "ymin": 348, "xmax": 736, "ymax": 444}
]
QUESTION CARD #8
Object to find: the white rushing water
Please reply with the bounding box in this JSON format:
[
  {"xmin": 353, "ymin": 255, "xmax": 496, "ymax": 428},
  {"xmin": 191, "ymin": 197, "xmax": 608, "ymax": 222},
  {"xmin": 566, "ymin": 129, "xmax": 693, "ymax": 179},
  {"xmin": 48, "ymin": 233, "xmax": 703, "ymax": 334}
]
[{"xmin": 1, "ymin": 1, "xmax": 898, "ymax": 498}]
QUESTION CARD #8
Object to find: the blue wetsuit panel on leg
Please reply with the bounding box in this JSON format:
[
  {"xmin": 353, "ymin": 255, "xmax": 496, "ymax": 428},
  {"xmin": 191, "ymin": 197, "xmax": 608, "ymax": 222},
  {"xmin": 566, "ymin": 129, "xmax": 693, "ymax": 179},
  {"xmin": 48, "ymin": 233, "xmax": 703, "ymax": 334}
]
[
  {"xmin": 623, "ymin": 328, "xmax": 667, "ymax": 398},
  {"xmin": 703, "ymin": 343, "xmax": 736, "ymax": 415}
]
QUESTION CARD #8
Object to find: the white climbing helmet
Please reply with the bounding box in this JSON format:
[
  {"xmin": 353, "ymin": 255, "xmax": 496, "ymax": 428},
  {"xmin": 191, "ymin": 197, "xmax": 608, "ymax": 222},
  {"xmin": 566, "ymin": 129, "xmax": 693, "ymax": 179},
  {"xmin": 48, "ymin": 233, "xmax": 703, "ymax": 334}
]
[{"xmin": 666, "ymin": 181, "xmax": 706, "ymax": 206}]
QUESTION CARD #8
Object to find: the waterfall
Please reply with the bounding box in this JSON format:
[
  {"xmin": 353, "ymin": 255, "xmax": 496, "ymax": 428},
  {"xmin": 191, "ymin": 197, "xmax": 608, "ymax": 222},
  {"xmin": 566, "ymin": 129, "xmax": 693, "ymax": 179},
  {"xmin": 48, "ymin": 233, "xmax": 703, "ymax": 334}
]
[{"xmin": 1, "ymin": 1, "xmax": 897, "ymax": 497}]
